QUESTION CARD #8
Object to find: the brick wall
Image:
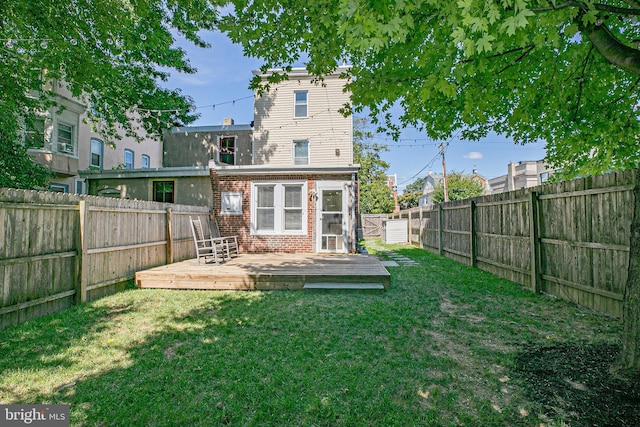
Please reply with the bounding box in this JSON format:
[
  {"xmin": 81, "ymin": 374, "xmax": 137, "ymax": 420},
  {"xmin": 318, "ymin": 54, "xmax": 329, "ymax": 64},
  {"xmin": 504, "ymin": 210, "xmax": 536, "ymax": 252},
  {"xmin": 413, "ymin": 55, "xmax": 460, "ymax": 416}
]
[{"xmin": 210, "ymin": 170, "xmax": 354, "ymax": 253}]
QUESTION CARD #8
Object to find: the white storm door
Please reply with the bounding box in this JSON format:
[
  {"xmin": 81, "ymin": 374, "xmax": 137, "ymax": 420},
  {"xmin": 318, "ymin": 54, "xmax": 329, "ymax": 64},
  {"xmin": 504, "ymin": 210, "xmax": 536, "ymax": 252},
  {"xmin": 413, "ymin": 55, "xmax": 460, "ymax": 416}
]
[{"xmin": 316, "ymin": 183, "xmax": 347, "ymax": 253}]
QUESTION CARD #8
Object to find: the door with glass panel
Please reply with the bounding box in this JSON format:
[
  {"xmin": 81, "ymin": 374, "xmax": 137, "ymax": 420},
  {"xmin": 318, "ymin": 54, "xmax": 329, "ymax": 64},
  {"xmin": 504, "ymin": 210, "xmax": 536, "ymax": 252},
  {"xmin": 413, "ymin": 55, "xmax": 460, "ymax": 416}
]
[{"xmin": 317, "ymin": 184, "xmax": 347, "ymax": 253}]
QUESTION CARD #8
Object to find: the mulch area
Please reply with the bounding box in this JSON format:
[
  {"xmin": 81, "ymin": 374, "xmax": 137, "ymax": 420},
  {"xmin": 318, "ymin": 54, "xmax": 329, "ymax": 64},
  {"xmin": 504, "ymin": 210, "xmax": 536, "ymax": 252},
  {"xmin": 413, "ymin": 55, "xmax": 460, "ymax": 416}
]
[{"xmin": 514, "ymin": 343, "xmax": 640, "ymax": 426}]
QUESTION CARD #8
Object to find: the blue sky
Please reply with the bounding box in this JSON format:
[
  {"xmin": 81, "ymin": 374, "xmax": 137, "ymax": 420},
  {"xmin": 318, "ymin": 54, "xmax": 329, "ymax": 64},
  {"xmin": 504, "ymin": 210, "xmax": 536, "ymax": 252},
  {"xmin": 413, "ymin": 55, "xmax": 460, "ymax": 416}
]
[{"xmin": 165, "ymin": 31, "xmax": 547, "ymax": 192}]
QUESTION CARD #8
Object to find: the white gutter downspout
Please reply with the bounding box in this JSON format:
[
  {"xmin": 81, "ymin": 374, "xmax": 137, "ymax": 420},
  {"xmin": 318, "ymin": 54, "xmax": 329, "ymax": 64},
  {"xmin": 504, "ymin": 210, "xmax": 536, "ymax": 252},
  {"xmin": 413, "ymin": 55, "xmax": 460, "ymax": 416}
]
[{"xmin": 351, "ymin": 172, "xmax": 357, "ymax": 253}]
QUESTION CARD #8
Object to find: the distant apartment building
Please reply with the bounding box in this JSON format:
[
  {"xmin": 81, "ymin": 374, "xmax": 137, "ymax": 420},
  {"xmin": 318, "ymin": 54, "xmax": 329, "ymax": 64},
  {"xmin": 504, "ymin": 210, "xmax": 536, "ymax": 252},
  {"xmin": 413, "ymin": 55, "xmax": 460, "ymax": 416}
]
[{"xmin": 488, "ymin": 160, "xmax": 556, "ymax": 194}]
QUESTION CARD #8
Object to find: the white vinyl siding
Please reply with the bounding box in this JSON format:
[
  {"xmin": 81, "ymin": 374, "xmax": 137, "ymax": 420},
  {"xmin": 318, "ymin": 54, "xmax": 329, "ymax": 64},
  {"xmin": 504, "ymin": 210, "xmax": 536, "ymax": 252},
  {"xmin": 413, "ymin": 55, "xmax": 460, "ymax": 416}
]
[{"xmin": 253, "ymin": 73, "xmax": 352, "ymax": 166}]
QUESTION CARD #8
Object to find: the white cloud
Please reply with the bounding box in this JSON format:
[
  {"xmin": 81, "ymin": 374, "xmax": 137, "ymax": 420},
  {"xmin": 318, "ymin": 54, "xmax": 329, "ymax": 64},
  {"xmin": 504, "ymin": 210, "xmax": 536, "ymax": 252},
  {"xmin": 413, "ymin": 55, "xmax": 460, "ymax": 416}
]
[{"xmin": 464, "ymin": 151, "xmax": 483, "ymax": 160}]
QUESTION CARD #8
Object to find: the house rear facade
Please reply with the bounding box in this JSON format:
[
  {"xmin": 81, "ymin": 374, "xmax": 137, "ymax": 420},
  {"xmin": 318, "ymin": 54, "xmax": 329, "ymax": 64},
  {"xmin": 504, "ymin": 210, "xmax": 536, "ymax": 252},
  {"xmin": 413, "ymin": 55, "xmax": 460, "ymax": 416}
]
[
  {"xmin": 83, "ymin": 66, "xmax": 360, "ymax": 254},
  {"xmin": 211, "ymin": 66, "xmax": 359, "ymax": 254}
]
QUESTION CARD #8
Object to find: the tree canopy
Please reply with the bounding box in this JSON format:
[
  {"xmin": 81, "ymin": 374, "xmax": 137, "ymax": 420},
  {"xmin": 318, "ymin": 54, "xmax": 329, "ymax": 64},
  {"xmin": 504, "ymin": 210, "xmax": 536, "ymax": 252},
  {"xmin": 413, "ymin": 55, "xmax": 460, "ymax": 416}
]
[
  {"xmin": 220, "ymin": 0, "xmax": 640, "ymax": 178},
  {"xmin": 432, "ymin": 172, "xmax": 485, "ymax": 204},
  {"xmin": 353, "ymin": 118, "xmax": 394, "ymax": 214},
  {"xmin": 1, "ymin": 0, "xmax": 219, "ymax": 188}
]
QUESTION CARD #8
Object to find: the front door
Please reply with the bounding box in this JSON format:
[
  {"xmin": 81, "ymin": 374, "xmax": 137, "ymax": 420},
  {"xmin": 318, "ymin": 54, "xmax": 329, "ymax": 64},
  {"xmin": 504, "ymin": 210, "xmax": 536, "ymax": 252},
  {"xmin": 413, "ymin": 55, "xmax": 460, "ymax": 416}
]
[{"xmin": 317, "ymin": 184, "xmax": 347, "ymax": 253}]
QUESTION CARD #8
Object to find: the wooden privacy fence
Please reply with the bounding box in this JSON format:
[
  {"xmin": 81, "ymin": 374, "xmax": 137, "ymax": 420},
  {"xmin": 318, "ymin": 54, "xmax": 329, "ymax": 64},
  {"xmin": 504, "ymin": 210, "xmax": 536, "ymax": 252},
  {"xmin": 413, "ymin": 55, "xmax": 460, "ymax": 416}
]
[
  {"xmin": 0, "ymin": 188, "xmax": 210, "ymax": 330},
  {"xmin": 389, "ymin": 169, "xmax": 637, "ymax": 318}
]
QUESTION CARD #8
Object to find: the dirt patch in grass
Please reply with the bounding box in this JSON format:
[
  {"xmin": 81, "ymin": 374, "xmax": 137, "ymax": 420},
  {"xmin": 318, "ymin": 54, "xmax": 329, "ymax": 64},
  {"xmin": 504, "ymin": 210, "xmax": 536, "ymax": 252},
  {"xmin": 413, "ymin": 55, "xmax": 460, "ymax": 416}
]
[{"xmin": 514, "ymin": 343, "xmax": 640, "ymax": 426}]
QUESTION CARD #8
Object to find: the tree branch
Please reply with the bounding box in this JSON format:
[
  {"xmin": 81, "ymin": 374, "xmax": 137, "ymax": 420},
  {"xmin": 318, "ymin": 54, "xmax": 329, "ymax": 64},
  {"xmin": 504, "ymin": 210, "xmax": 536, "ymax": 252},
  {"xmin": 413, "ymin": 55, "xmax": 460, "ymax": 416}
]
[
  {"xmin": 621, "ymin": 0, "xmax": 640, "ymax": 10},
  {"xmin": 594, "ymin": 3, "xmax": 640, "ymax": 15},
  {"xmin": 532, "ymin": 1, "xmax": 581, "ymax": 12},
  {"xmin": 532, "ymin": 1, "xmax": 640, "ymax": 15},
  {"xmin": 459, "ymin": 44, "xmax": 535, "ymax": 64},
  {"xmin": 573, "ymin": 46, "xmax": 594, "ymax": 121},
  {"xmin": 498, "ymin": 44, "xmax": 536, "ymax": 74},
  {"xmin": 584, "ymin": 22, "xmax": 640, "ymax": 76}
]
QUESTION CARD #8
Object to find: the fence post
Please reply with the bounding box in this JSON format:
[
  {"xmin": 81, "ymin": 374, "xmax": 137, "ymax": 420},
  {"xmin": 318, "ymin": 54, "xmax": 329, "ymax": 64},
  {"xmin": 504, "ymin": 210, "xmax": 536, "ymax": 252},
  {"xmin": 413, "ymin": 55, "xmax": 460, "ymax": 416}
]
[
  {"xmin": 438, "ymin": 204, "xmax": 444, "ymax": 256},
  {"xmin": 419, "ymin": 206, "xmax": 425, "ymax": 249},
  {"xmin": 529, "ymin": 191, "xmax": 541, "ymax": 293},
  {"xmin": 408, "ymin": 209, "xmax": 413, "ymax": 244},
  {"xmin": 470, "ymin": 201, "xmax": 477, "ymax": 268},
  {"xmin": 166, "ymin": 207, "xmax": 173, "ymax": 265},
  {"xmin": 75, "ymin": 200, "xmax": 88, "ymax": 304}
]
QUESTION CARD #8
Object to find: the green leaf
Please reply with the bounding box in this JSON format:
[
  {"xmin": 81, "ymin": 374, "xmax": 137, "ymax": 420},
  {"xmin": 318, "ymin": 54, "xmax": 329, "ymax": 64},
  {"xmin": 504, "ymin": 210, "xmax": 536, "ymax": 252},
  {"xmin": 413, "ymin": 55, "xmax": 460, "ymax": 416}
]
[
  {"xmin": 500, "ymin": 16, "xmax": 518, "ymax": 36},
  {"xmin": 452, "ymin": 27, "xmax": 466, "ymax": 44},
  {"xmin": 476, "ymin": 34, "xmax": 495, "ymax": 53}
]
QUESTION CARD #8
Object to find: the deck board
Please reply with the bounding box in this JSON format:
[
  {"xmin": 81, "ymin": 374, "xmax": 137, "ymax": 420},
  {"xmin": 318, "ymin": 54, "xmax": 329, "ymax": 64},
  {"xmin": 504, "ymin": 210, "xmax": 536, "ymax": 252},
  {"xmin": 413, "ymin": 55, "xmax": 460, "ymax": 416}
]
[{"xmin": 135, "ymin": 253, "xmax": 391, "ymax": 291}]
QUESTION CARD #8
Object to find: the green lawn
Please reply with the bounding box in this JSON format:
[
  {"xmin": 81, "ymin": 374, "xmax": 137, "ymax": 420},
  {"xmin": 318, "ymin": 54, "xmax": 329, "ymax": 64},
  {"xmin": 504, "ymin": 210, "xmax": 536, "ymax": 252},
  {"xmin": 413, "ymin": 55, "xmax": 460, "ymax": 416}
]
[{"xmin": 0, "ymin": 240, "xmax": 622, "ymax": 426}]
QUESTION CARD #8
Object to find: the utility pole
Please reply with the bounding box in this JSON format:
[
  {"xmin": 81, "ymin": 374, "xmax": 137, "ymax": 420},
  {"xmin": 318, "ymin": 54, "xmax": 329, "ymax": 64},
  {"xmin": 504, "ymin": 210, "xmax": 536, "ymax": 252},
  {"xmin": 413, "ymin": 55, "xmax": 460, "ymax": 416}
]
[{"xmin": 439, "ymin": 142, "xmax": 449, "ymax": 202}]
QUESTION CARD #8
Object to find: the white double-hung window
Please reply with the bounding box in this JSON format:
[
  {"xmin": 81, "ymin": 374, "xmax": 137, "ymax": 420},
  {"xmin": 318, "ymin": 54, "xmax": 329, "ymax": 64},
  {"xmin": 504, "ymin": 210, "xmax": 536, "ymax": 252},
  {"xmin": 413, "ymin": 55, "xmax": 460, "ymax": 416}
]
[
  {"xmin": 293, "ymin": 140, "xmax": 309, "ymax": 165},
  {"xmin": 294, "ymin": 91, "xmax": 308, "ymax": 118},
  {"xmin": 252, "ymin": 181, "xmax": 307, "ymax": 235}
]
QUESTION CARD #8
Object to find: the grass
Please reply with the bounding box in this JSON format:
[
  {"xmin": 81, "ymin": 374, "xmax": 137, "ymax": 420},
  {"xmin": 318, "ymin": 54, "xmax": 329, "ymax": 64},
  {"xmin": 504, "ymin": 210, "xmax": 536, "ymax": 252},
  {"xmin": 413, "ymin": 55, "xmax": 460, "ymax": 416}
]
[{"xmin": 0, "ymin": 239, "xmax": 623, "ymax": 426}]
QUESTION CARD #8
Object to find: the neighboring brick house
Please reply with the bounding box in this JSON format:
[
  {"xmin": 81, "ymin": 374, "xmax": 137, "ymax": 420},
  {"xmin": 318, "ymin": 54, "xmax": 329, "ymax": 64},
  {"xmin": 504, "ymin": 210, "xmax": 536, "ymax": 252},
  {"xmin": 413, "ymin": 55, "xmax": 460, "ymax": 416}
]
[{"xmin": 211, "ymin": 66, "xmax": 359, "ymax": 254}]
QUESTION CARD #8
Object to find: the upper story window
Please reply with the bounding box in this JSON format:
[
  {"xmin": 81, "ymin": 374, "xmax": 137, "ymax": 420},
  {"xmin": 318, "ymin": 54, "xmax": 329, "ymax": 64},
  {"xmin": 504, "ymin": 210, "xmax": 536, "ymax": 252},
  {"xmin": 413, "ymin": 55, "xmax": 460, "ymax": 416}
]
[
  {"xmin": 540, "ymin": 171, "xmax": 551, "ymax": 183},
  {"xmin": 293, "ymin": 140, "xmax": 309, "ymax": 165},
  {"xmin": 294, "ymin": 91, "xmax": 308, "ymax": 118},
  {"xmin": 24, "ymin": 118, "xmax": 45, "ymax": 149},
  {"xmin": 219, "ymin": 136, "xmax": 236, "ymax": 165},
  {"xmin": 141, "ymin": 154, "xmax": 150, "ymax": 169},
  {"xmin": 124, "ymin": 149, "xmax": 134, "ymax": 169},
  {"xmin": 57, "ymin": 123, "xmax": 76, "ymax": 155},
  {"xmin": 90, "ymin": 138, "xmax": 103, "ymax": 169}
]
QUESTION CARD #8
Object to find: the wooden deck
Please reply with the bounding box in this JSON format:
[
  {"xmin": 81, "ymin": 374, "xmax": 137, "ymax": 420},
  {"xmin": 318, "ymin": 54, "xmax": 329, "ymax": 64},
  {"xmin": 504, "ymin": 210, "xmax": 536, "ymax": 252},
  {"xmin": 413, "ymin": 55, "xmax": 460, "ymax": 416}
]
[{"xmin": 135, "ymin": 253, "xmax": 391, "ymax": 291}]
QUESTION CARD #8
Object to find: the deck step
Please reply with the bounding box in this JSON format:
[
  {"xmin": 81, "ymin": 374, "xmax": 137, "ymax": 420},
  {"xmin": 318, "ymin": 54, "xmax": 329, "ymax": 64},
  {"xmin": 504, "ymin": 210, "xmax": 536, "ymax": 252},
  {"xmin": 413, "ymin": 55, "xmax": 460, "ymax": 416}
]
[{"xmin": 303, "ymin": 282, "xmax": 386, "ymax": 293}]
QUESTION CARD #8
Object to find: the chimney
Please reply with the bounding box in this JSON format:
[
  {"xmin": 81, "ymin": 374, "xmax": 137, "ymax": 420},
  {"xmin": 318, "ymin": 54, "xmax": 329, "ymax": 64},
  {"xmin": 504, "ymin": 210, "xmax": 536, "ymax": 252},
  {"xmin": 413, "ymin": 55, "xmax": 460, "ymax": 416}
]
[{"xmin": 223, "ymin": 118, "xmax": 234, "ymax": 126}]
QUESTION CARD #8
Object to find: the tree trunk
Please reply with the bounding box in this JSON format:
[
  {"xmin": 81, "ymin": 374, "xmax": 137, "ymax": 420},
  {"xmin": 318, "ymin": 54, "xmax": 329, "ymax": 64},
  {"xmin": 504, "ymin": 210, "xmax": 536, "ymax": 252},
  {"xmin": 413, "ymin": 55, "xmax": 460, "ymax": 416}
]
[{"xmin": 618, "ymin": 168, "xmax": 640, "ymax": 372}]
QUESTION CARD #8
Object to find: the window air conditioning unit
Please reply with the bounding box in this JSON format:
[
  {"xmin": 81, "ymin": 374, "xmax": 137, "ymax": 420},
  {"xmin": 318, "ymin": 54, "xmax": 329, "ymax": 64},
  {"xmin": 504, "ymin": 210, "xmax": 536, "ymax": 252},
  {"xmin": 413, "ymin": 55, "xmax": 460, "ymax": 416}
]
[{"xmin": 59, "ymin": 143, "xmax": 74, "ymax": 154}]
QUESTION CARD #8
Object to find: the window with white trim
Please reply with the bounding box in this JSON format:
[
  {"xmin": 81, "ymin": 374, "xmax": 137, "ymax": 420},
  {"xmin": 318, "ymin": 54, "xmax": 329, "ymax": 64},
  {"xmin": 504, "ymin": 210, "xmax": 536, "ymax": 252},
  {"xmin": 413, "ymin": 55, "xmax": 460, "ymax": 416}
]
[
  {"xmin": 283, "ymin": 185, "xmax": 303, "ymax": 230},
  {"xmin": 90, "ymin": 138, "xmax": 103, "ymax": 169},
  {"xmin": 221, "ymin": 191, "xmax": 242, "ymax": 215},
  {"xmin": 293, "ymin": 140, "xmax": 309, "ymax": 165},
  {"xmin": 57, "ymin": 123, "xmax": 76, "ymax": 155},
  {"xmin": 252, "ymin": 182, "xmax": 307, "ymax": 234},
  {"xmin": 24, "ymin": 118, "xmax": 45, "ymax": 149},
  {"xmin": 124, "ymin": 149, "xmax": 134, "ymax": 169},
  {"xmin": 219, "ymin": 136, "xmax": 236, "ymax": 165},
  {"xmin": 75, "ymin": 178, "xmax": 86, "ymax": 194},
  {"xmin": 141, "ymin": 154, "xmax": 150, "ymax": 169},
  {"xmin": 294, "ymin": 91, "xmax": 308, "ymax": 118}
]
